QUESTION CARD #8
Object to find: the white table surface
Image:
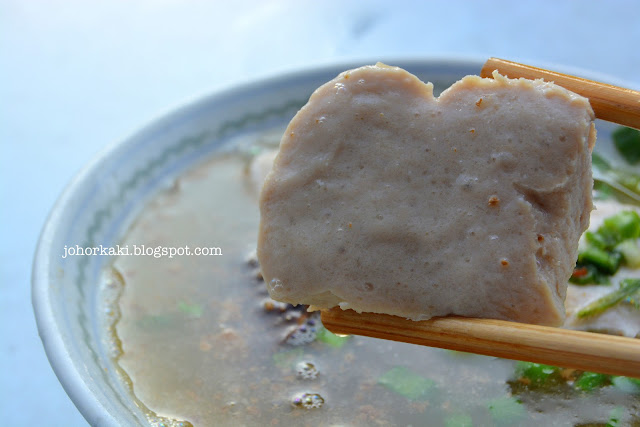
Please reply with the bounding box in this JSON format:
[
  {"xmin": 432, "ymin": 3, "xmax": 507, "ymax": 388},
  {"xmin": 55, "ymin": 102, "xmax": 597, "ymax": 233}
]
[{"xmin": 1, "ymin": 0, "xmax": 639, "ymax": 425}]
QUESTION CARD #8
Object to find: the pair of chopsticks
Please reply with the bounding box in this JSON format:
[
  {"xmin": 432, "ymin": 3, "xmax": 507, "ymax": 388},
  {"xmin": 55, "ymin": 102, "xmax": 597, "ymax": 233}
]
[
  {"xmin": 321, "ymin": 58, "xmax": 640, "ymax": 378},
  {"xmin": 481, "ymin": 58, "xmax": 640, "ymax": 130}
]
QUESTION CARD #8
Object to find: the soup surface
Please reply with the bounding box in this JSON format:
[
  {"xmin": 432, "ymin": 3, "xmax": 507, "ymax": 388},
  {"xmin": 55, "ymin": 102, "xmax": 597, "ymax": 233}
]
[{"xmin": 108, "ymin": 129, "xmax": 640, "ymax": 426}]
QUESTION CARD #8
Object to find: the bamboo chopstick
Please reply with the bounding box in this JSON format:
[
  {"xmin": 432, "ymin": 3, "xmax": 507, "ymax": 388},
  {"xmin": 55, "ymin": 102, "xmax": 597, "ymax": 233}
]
[
  {"xmin": 480, "ymin": 57, "xmax": 640, "ymax": 130},
  {"xmin": 320, "ymin": 58, "xmax": 640, "ymax": 378},
  {"xmin": 321, "ymin": 308, "xmax": 640, "ymax": 378}
]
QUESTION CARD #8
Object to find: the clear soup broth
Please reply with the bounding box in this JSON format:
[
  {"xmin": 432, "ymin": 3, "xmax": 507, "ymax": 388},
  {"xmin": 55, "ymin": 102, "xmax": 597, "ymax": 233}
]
[{"xmin": 105, "ymin": 128, "xmax": 640, "ymax": 427}]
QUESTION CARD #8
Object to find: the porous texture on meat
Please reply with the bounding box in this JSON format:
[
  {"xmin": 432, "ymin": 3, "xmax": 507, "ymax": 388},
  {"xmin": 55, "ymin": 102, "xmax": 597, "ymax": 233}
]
[{"xmin": 258, "ymin": 63, "xmax": 595, "ymax": 326}]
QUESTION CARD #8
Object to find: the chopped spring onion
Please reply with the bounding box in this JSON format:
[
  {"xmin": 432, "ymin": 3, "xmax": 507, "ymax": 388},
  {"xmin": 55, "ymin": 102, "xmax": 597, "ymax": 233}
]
[
  {"xmin": 487, "ymin": 396, "xmax": 526, "ymax": 426},
  {"xmin": 377, "ymin": 366, "xmax": 436, "ymax": 399},
  {"xmin": 577, "ymin": 246, "xmax": 622, "ymax": 275},
  {"xmin": 575, "ymin": 372, "xmax": 611, "ymax": 392},
  {"xmin": 576, "ymin": 279, "xmax": 640, "ymax": 318},
  {"xmin": 571, "ymin": 211, "xmax": 640, "ymax": 283},
  {"xmin": 592, "ymin": 152, "xmax": 640, "ymax": 206},
  {"xmin": 616, "ymin": 239, "xmax": 640, "ymax": 268}
]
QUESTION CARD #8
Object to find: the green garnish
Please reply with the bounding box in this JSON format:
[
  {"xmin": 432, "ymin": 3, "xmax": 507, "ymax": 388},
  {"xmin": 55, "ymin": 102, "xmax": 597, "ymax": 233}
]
[
  {"xmin": 510, "ymin": 361, "xmax": 636, "ymax": 394},
  {"xmin": 315, "ymin": 326, "xmax": 350, "ymax": 348},
  {"xmin": 569, "ymin": 264, "xmax": 610, "ymax": 285},
  {"xmin": 616, "ymin": 239, "xmax": 640, "ymax": 268},
  {"xmin": 601, "ymin": 210, "xmax": 640, "ymax": 244},
  {"xmin": 444, "ymin": 414, "xmax": 473, "ymax": 427},
  {"xmin": 592, "ymin": 152, "xmax": 640, "ymax": 206},
  {"xmin": 574, "ymin": 372, "xmax": 611, "ymax": 392},
  {"xmin": 571, "ymin": 211, "xmax": 640, "ymax": 283},
  {"xmin": 378, "ymin": 366, "xmax": 436, "ymax": 399},
  {"xmin": 612, "ymin": 127, "xmax": 640, "ymax": 165},
  {"xmin": 626, "ymin": 287, "xmax": 640, "ymax": 309},
  {"xmin": 510, "ymin": 363, "xmax": 640, "ymax": 404},
  {"xmin": 487, "ymin": 397, "xmax": 526, "ymax": 426},
  {"xmin": 576, "ymin": 279, "xmax": 640, "ymax": 318},
  {"xmin": 178, "ymin": 301, "xmax": 204, "ymax": 318},
  {"xmin": 272, "ymin": 347, "xmax": 303, "ymax": 368},
  {"xmin": 514, "ymin": 361, "xmax": 558, "ymax": 385},
  {"xmin": 606, "ymin": 406, "xmax": 625, "ymax": 427},
  {"xmin": 577, "ymin": 246, "xmax": 622, "ymax": 275}
]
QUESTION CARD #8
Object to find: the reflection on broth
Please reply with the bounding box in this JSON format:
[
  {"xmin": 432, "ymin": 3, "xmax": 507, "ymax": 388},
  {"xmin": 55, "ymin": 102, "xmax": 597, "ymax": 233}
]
[{"xmin": 106, "ymin": 130, "xmax": 640, "ymax": 426}]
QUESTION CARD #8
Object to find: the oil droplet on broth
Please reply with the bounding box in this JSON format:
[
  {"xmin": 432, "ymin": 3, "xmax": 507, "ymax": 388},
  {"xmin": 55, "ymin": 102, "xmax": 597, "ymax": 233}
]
[
  {"xmin": 296, "ymin": 362, "xmax": 319, "ymax": 380},
  {"xmin": 292, "ymin": 392, "xmax": 324, "ymax": 409},
  {"xmin": 284, "ymin": 312, "xmax": 320, "ymax": 346}
]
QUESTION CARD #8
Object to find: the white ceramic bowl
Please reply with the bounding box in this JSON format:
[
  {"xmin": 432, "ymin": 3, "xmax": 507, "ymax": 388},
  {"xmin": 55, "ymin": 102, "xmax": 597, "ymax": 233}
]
[
  {"xmin": 32, "ymin": 59, "xmax": 489, "ymax": 426},
  {"xmin": 33, "ymin": 58, "xmax": 634, "ymax": 426}
]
